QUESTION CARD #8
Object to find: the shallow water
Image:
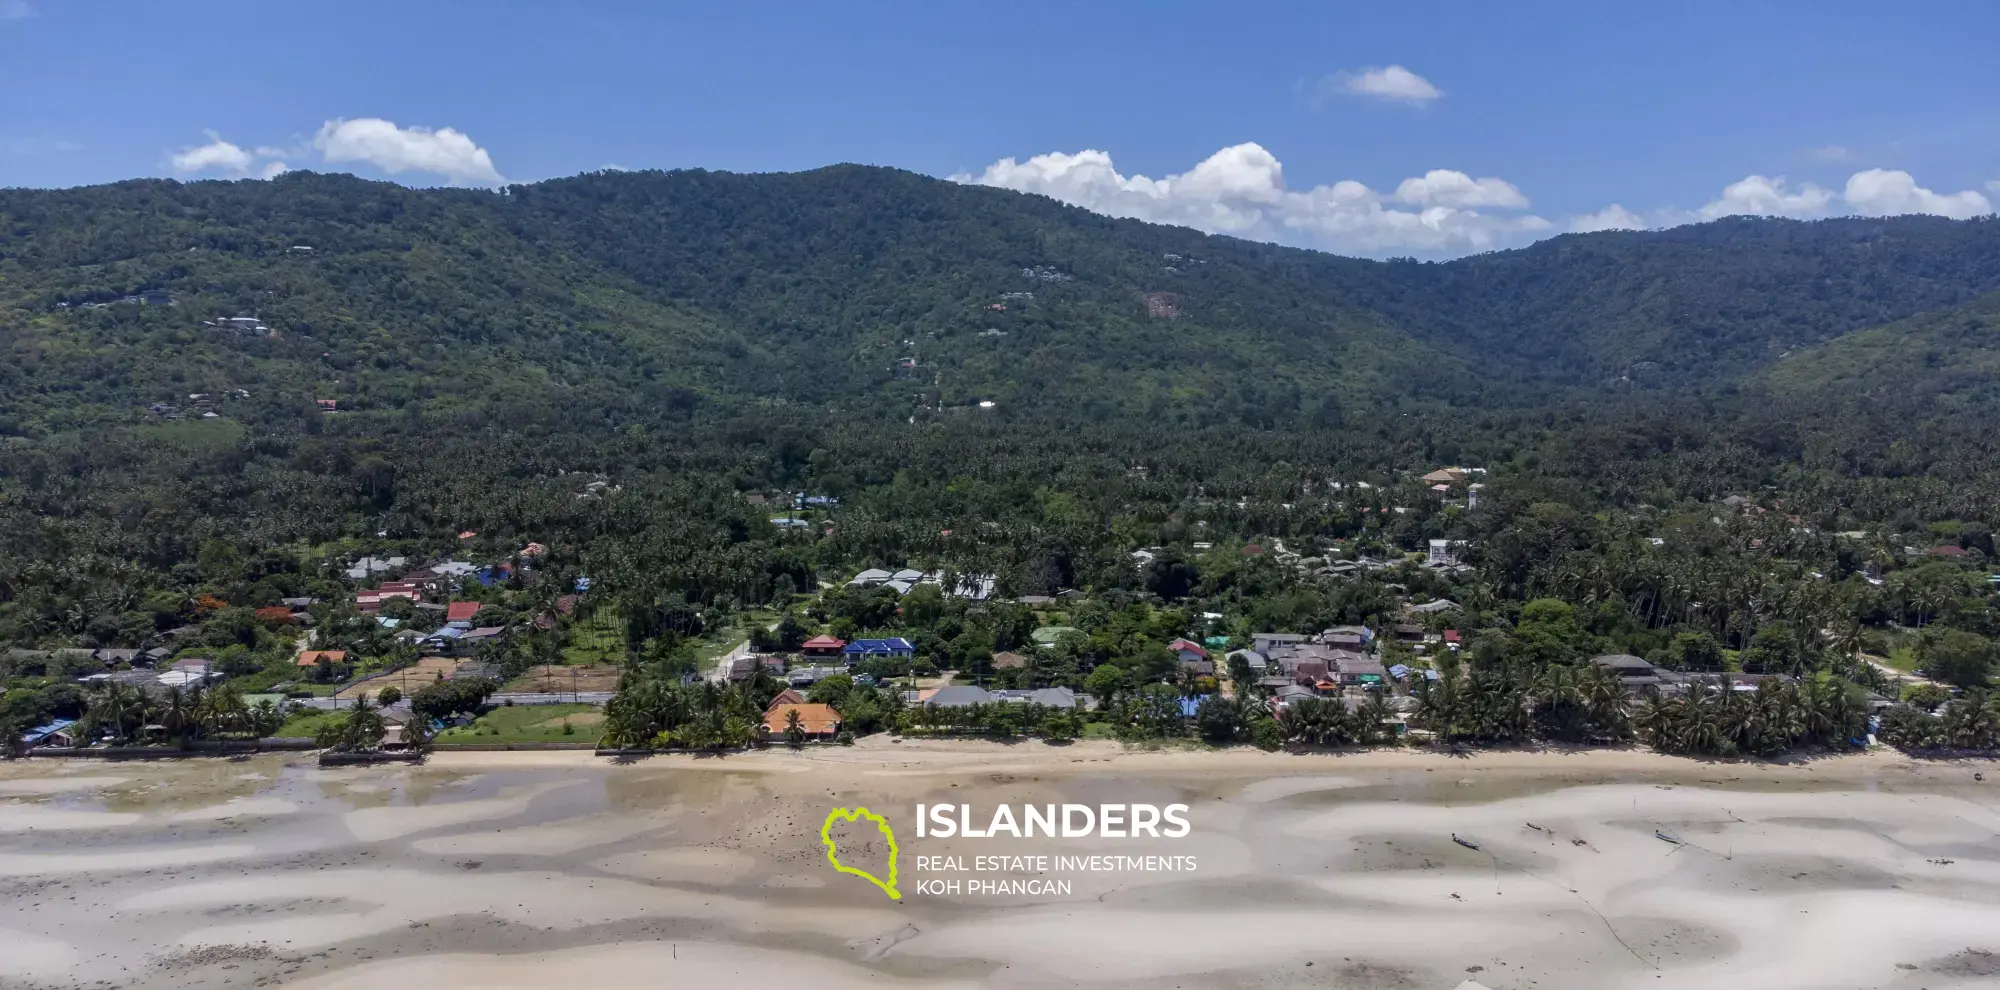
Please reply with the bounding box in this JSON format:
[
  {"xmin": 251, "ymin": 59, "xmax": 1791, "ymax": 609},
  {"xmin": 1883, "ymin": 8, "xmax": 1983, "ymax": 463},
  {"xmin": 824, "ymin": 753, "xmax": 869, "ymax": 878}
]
[{"xmin": 1, "ymin": 752, "xmax": 1997, "ymax": 989}]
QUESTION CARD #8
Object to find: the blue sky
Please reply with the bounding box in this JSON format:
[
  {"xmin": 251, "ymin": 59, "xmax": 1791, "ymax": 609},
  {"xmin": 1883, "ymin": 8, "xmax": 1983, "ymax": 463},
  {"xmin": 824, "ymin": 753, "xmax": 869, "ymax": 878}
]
[{"xmin": 5, "ymin": 0, "xmax": 1998, "ymax": 256}]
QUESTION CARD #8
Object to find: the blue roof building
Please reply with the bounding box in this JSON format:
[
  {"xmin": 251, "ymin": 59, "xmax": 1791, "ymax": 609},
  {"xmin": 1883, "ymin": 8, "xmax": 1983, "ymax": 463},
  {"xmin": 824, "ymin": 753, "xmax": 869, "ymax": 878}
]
[
  {"xmin": 21, "ymin": 718, "xmax": 79, "ymax": 748},
  {"xmin": 842, "ymin": 637, "xmax": 916, "ymax": 659}
]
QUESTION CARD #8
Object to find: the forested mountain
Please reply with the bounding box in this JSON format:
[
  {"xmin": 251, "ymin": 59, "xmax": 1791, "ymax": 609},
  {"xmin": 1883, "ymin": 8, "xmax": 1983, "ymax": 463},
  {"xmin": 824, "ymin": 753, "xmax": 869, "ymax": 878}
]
[
  {"xmin": 4, "ymin": 164, "xmax": 2000, "ymax": 706},
  {"xmin": 8, "ymin": 166, "xmax": 2000, "ymax": 445}
]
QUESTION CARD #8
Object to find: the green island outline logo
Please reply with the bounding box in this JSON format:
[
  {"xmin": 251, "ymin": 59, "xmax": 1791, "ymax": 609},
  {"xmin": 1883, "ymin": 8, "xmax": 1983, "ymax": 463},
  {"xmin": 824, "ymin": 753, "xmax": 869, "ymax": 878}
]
[{"xmin": 820, "ymin": 806, "xmax": 901, "ymax": 899}]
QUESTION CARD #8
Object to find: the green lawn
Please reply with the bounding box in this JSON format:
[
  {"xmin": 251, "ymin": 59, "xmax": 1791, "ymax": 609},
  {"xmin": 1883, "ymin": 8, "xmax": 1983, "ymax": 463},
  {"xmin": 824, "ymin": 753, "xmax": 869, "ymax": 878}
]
[
  {"xmin": 1080, "ymin": 721, "xmax": 1119, "ymax": 740},
  {"xmin": 1882, "ymin": 647, "xmax": 1922, "ymax": 674},
  {"xmin": 436, "ymin": 703, "xmax": 601, "ymax": 744},
  {"xmin": 275, "ymin": 709, "xmax": 345, "ymax": 739}
]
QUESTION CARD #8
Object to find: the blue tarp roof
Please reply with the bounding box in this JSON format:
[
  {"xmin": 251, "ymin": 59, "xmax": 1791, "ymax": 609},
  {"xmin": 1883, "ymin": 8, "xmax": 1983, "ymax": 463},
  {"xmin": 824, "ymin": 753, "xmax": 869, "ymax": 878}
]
[{"xmin": 22, "ymin": 718, "xmax": 76, "ymax": 742}]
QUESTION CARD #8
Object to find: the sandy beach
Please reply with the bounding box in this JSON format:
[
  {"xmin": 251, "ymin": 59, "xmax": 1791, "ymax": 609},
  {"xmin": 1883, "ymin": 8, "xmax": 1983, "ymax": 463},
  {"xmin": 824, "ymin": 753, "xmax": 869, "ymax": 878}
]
[{"xmin": 2, "ymin": 741, "xmax": 1998, "ymax": 989}]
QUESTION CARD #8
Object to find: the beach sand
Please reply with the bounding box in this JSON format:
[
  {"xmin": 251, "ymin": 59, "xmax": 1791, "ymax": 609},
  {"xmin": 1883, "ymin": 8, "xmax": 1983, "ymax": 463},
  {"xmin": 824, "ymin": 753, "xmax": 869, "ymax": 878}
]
[{"xmin": 1, "ymin": 741, "xmax": 1997, "ymax": 989}]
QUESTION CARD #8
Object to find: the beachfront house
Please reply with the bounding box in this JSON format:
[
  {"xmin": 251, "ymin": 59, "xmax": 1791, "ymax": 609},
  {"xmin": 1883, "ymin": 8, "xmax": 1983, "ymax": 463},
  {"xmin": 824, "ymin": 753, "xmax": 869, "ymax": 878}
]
[
  {"xmin": 762, "ymin": 703, "xmax": 842, "ymax": 741},
  {"xmin": 20, "ymin": 718, "xmax": 79, "ymax": 749}
]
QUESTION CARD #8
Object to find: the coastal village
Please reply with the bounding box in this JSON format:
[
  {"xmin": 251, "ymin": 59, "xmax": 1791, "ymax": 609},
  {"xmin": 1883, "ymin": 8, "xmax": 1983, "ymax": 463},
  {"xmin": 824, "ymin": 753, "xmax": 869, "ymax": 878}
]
[{"xmin": 9, "ymin": 460, "xmax": 1981, "ymax": 759}]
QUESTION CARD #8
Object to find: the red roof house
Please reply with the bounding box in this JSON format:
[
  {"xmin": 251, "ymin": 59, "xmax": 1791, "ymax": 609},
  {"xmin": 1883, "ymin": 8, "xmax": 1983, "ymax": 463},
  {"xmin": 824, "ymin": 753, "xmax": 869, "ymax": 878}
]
[
  {"xmin": 801, "ymin": 635, "xmax": 846, "ymax": 658},
  {"xmin": 1168, "ymin": 638, "xmax": 1210, "ymax": 660},
  {"xmin": 445, "ymin": 601, "xmax": 482, "ymax": 623}
]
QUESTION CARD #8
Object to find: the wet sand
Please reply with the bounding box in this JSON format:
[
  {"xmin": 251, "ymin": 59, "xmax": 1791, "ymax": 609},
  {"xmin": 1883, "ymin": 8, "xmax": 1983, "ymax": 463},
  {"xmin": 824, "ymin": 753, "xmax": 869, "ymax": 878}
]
[{"xmin": 2, "ymin": 742, "xmax": 1998, "ymax": 989}]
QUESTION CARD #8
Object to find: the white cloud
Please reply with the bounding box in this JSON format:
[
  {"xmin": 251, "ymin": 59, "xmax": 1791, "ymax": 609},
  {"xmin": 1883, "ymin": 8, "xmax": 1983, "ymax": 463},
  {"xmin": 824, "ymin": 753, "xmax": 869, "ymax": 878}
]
[
  {"xmin": 1696, "ymin": 174, "xmax": 1835, "ymax": 220},
  {"xmin": 1806, "ymin": 145, "xmax": 1852, "ymax": 162},
  {"xmin": 169, "ymin": 131, "xmax": 255, "ymax": 174},
  {"xmin": 1332, "ymin": 65, "xmax": 1443, "ymax": 105},
  {"xmin": 1393, "ymin": 170, "xmax": 1528, "ymax": 209},
  {"xmin": 1842, "ymin": 168, "xmax": 1991, "ymax": 220},
  {"xmin": 0, "ymin": 0, "xmax": 33, "ymax": 24},
  {"xmin": 313, "ymin": 118, "xmax": 503, "ymax": 185},
  {"xmin": 1569, "ymin": 204, "xmax": 1646, "ymax": 233},
  {"xmin": 259, "ymin": 161, "xmax": 291, "ymax": 180},
  {"xmin": 953, "ymin": 143, "xmax": 1547, "ymax": 256},
  {"xmin": 1989, "ymin": 180, "xmax": 2000, "ymax": 193}
]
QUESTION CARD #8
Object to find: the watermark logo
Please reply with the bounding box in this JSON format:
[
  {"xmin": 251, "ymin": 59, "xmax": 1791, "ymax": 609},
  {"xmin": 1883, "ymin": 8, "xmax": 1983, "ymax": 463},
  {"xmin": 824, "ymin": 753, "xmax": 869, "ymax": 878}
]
[{"xmin": 820, "ymin": 806, "xmax": 901, "ymax": 900}]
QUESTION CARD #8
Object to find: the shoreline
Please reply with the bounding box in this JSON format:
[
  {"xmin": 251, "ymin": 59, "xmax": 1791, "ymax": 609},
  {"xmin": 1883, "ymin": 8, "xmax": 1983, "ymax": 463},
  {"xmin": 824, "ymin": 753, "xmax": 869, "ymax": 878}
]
[
  {"xmin": 9, "ymin": 736, "xmax": 1998, "ymax": 783},
  {"xmin": 373, "ymin": 737, "xmax": 1999, "ymax": 784}
]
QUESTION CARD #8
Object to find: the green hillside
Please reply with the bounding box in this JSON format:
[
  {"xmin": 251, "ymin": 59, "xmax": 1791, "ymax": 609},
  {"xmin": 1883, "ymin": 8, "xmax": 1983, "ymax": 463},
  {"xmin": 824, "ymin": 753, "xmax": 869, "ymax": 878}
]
[
  {"xmin": 0, "ymin": 168, "xmax": 1461, "ymax": 441},
  {"xmin": 12, "ymin": 167, "xmax": 2000, "ymax": 447},
  {"xmin": 1767, "ymin": 290, "xmax": 2000, "ymax": 407}
]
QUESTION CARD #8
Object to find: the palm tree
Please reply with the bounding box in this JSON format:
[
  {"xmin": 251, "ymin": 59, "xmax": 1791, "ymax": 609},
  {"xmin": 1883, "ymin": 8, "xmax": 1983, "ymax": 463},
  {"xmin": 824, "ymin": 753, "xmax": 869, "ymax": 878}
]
[
  {"xmin": 317, "ymin": 696, "xmax": 387, "ymax": 752},
  {"xmin": 156, "ymin": 685, "xmax": 203, "ymax": 748},
  {"xmin": 200, "ymin": 685, "xmax": 249, "ymax": 745},
  {"xmin": 784, "ymin": 708, "xmax": 806, "ymax": 749},
  {"xmin": 1356, "ymin": 690, "xmax": 1395, "ymax": 745}
]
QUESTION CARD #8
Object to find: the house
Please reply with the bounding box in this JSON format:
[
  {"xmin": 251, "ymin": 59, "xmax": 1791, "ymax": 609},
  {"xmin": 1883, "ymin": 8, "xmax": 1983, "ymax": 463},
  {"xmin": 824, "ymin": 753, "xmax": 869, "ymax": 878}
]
[
  {"xmin": 420, "ymin": 627, "xmax": 465, "ymax": 651},
  {"xmin": 342, "ymin": 556, "xmax": 406, "ymax": 581},
  {"xmin": 991, "ymin": 651, "xmax": 1029, "ymax": 670},
  {"xmin": 445, "ymin": 601, "xmax": 482, "ymax": 624},
  {"xmin": 1590, "ymin": 654, "xmax": 1673, "ymax": 694},
  {"xmin": 1226, "ymin": 648, "xmax": 1268, "ymax": 672},
  {"xmin": 1443, "ymin": 629, "xmax": 1462, "ymax": 650},
  {"xmin": 1332, "ymin": 656, "xmax": 1388, "ymax": 686},
  {"xmin": 94, "ymin": 648, "xmax": 140, "ymax": 665},
  {"xmin": 990, "ymin": 686, "xmax": 1078, "ymax": 709},
  {"xmin": 801, "ymin": 635, "xmax": 847, "ymax": 659},
  {"xmin": 1391, "ymin": 624, "xmax": 1427, "ymax": 643},
  {"xmin": 296, "ymin": 649, "xmax": 349, "ymax": 669},
  {"xmin": 926, "ymin": 686, "xmax": 994, "ymax": 708},
  {"xmin": 848, "ymin": 568, "xmax": 894, "ymax": 587},
  {"xmin": 1420, "ymin": 468, "xmax": 1466, "ymax": 485},
  {"xmin": 157, "ymin": 667, "xmax": 217, "ymax": 689},
  {"xmin": 1928, "ymin": 545, "xmax": 1970, "ymax": 558},
  {"xmin": 763, "ymin": 703, "xmax": 842, "ymax": 740},
  {"xmin": 727, "ymin": 655, "xmax": 762, "ymax": 681},
  {"xmin": 1252, "ymin": 632, "xmax": 1309, "ymax": 654},
  {"xmin": 455, "ymin": 627, "xmax": 507, "ymax": 652},
  {"xmin": 843, "ymin": 638, "xmax": 916, "ymax": 662},
  {"xmin": 1167, "ymin": 638, "xmax": 1209, "ymax": 663},
  {"xmin": 1407, "ymin": 599, "xmax": 1461, "ymax": 615},
  {"xmin": 1181, "ymin": 659, "xmax": 1216, "ymax": 678},
  {"xmin": 766, "ymin": 688, "xmax": 807, "ymax": 709},
  {"xmin": 1318, "ymin": 625, "xmax": 1372, "ymax": 649},
  {"xmin": 20, "ymin": 719, "xmax": 79, "ymax": 748},
  {"xmin": 1427, "ymin": 540, "xmax": 1468, "ymax": 567},
  {"xmin": 1270, "ymin": 684, "xmax": 1318, "ymax": 706}
]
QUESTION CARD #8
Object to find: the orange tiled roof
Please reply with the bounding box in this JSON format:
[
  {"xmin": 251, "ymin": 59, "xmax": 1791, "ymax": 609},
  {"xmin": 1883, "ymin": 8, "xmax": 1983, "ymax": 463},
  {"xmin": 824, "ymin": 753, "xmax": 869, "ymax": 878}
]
[
  {"xmin": 763, "ymin": 703, "xmax": 842, "ymax": 735},
  {"xmin": 297, "ymin": 650, "xmax": 348, "ymax": 667}
]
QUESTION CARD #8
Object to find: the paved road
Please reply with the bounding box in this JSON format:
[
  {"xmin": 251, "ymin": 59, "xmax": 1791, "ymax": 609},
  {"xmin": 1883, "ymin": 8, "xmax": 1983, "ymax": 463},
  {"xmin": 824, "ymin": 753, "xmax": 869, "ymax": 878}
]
[{"xmin": 292, "ymin": 691, "xmax": 613, "ymax": 711}]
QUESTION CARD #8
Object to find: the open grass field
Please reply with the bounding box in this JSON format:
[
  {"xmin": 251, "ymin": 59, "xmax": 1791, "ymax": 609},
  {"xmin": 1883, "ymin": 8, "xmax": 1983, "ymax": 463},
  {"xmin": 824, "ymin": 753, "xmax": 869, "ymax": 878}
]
[
  {"xmin": 274, "ymin": 709, "xmax": 345, "ymax": 739},
  {"xmin": 435, "ymin": 703, "xmax": 601, "ymax": 744}
]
